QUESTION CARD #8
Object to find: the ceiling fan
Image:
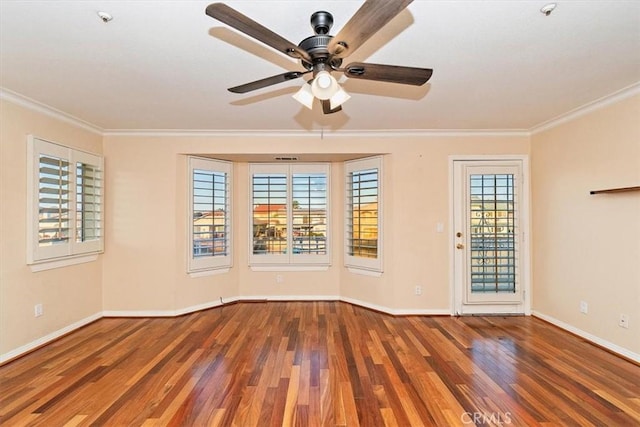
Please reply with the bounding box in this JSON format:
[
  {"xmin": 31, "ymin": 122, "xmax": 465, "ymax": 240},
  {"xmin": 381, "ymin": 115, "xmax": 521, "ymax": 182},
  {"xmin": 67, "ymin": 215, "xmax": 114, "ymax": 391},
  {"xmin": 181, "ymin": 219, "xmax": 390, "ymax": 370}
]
[{"xmin": 205, "ymin": 0, "xmax": 433, "ymax": 114}]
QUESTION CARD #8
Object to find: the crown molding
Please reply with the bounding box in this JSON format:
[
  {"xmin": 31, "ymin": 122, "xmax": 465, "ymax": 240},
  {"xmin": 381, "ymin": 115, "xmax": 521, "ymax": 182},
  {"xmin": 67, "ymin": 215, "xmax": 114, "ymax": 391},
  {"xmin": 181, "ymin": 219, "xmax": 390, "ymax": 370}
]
[
  {"xmin": 0, "ymin": 88, "xmax": 104, "ymax": 135},
  {"xmin": 529, "ymin": 81, "xmax": 640, "ymax": 135},
  {"xmin": 102, "ymin": 128, "xmax": 530, "ymax": 138},
  {"xmin": 4, "ymin": 82, "xmax": 638, "ymax": 139}
]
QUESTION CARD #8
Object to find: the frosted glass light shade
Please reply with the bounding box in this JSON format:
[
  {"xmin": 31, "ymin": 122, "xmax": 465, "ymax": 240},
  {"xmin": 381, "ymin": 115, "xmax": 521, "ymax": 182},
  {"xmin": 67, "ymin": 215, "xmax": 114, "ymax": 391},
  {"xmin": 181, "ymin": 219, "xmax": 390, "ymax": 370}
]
[
  {"xmin": 330, "ymin": 87, "xmax": 351, "ymax": 110},
  {"xmin": 292, "ymin": 83, "xmax": 314, "ymax": 109},
  {"xmin": 311, "ymin": 71, "xmax": 339, "ymax": 100}
]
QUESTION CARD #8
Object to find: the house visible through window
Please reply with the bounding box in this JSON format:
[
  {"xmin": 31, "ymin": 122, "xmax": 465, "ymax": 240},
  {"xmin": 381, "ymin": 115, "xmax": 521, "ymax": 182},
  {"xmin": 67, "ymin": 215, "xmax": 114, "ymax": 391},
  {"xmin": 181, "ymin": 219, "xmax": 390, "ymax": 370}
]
[{"xmin": 250, "ymin": 164, "xmax": 329, "ymax": 267}]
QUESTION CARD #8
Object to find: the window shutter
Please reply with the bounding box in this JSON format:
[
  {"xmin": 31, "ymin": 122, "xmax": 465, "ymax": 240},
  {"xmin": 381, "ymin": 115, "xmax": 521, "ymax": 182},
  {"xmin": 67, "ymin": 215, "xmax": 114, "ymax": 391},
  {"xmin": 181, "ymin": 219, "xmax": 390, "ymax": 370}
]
[
  {"xmin": 345, "ymin": 156, "xmax": 383, "ymax": 273},
  {"xmin": 188, "ymin": 157, "xmax": 232, "ymax": 272},
  {"xmin": 73, "ymin": 150, "xmax": 103, "ymax": 254},
  {"xmin": 292, "ymin": 172, "xmax": 327, "ymax": 256},
  {"xmin": 76, "ymin": 162, "xmax": 102, "ymax": 243},
  {"xmin": 249, "ymin": 163, "xmax": 330, "ymax": 267},
  {"xmin": 38, "ymin": 154, "xmax": 71, "ymax": 247},
  {"xmin": 27, "ymin": 136, "xmax": 104, "ymax": 264}
]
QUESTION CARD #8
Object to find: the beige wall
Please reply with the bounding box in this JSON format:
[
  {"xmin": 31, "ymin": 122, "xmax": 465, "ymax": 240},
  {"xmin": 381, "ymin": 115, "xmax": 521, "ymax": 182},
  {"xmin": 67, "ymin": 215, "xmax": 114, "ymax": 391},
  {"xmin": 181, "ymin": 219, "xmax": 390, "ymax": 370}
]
[
  {"xmin": 3, "ymin": 91, "xmax": 637, "ymax": 361},
  {"xmin": 0, "ymin": 100, "xmax": 103, "ymax": 357},
  {"xmin": 531, "ymin": 94, "xmax": 640, "ymax": 355},
  {"xmin": 101, "ymin": 134, "xmax": 529, "ymax": 315}
]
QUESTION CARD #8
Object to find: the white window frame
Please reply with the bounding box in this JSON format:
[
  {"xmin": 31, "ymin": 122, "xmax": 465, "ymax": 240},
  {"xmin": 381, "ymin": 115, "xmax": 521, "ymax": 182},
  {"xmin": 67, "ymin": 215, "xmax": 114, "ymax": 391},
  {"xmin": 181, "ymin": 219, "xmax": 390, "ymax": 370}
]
[
  {"xmin": 27, "ymin": 136, "xmax": 104, "ymax": 268},
  {"xmin": 249, "ymin": 163, "xmax": 330, "ymax": 268},
  {"xmin": 344, "ymin": 156, "xmax": 383, "ymax": 274},
  {"xmin": 188, "ymin": 157, "xmax": 232, "ymax": 274}
]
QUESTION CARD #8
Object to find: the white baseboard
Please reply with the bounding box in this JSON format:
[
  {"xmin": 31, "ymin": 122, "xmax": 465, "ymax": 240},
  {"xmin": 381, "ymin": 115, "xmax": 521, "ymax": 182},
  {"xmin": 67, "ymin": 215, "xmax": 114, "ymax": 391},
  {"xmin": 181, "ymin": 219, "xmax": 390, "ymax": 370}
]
[
  {"xmin": 532, "ymin": 311, "xmax": 639, "ymax": 363},
  {"xmin": 234, "ymin": 295, "xmax": 449, "ymax": 316},
  {"xmin": 102, "ymin": 309, "xmax": 178, "ymax": 317},
  {"xmin": 239, "ymin": 294, "xmax": 340, "ymax": 302},
  {"xmin": 102, "ymin": 297, "xmax": 242, "ymax": 318},
  {"xmin": 0, "ymin": 312, "xmax": 102, "ymax": 364},
  {"xmin": 339, "ymin": 297, "xmax": 450, "ymax": 316},
  {"xmin": 102, "ymin": 295, "xmax": 341, "ymax": 318}
]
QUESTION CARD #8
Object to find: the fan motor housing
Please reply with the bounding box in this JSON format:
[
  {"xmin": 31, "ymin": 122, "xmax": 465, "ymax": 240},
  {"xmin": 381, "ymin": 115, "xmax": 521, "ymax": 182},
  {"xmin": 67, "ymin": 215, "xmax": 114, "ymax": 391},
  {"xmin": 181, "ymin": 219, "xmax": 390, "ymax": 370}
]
[
  {"xmin": 298, "ymin": 34, "xmax": 342, "ymax": 70},
  {"xmin": 298, "ymin": 35, "xmax": 331, "ymax": 57},
  {"xmin": 297, "ymin": 11, "xmax": 343, "ymax": 70}
]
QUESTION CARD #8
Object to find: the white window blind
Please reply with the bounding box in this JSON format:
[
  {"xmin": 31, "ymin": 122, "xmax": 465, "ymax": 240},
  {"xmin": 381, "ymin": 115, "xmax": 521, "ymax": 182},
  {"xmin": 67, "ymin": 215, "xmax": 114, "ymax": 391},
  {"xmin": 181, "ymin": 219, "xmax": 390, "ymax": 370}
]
[
  {"xmin": 75, "ymin": 157, "xmax": 103, "ymax": 244},
  {"xmin": 188, "ymin": 157, "xmax": 232, "ymax": 273},
  {"xmin": 249, "ymin": 163, "xmax": 330, "ymax": 267},
  {"xmin": 345, "ymin": 156, "xmax": 383, "ymax": 273},
  {"xmin": 27, "ymin": 136, "xmax": 104, "ymax": 264},
  {"xmin": 38, "ymin": 154, "xmax": 71, "ymax": 247}
]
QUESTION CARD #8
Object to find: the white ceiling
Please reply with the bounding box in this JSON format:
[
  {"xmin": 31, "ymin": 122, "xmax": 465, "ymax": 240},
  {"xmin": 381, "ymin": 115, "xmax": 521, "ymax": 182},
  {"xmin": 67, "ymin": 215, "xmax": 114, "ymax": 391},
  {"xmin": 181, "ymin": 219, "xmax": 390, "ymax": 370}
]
[{"xmin": 1, "ymin": 1, "xmax": 639, "ymax": 133}]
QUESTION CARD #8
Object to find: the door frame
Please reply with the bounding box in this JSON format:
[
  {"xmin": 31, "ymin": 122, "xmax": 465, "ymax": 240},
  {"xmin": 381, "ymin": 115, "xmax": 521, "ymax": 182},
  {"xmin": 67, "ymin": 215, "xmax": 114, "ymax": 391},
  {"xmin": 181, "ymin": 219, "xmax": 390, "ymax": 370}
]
[{"xmin": 448, "ymin": 155, "xmax": 532, "ymax": 316}]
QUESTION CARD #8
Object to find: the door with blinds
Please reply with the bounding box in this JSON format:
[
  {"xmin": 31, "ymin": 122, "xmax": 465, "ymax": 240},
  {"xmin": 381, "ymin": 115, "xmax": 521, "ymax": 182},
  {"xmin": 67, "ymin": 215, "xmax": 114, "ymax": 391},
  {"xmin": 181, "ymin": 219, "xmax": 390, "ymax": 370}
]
[{"xmin": 452, "ymin": 159, "xmax": 529, "ymax": 315}]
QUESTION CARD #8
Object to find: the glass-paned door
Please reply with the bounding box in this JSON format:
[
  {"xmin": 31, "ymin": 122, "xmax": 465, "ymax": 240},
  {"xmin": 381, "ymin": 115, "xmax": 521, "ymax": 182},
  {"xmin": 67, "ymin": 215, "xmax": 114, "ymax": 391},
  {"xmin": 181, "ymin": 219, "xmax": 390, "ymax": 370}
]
[{"xmin": 453, "ymin": 160, "xmax": 528, "ymax": 314}]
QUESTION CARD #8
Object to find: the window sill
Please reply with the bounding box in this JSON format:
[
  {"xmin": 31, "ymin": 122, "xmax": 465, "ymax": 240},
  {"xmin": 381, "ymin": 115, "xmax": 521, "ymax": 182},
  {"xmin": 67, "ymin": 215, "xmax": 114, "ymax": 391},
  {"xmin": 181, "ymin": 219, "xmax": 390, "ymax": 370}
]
[
  {"xmin": 188, "ymin": 268, "xmax": 231, "ymax": 278},
  {"xmin": 29, "ymin": 253, "xmax": 100, "ymax": 272},
  {"xmin": 346, "ymin": 267, "xmax": 383, "ymax": 277},
  {"xmin": 250, "ymin": 265, "xmax": 330, "ymax": 272}
]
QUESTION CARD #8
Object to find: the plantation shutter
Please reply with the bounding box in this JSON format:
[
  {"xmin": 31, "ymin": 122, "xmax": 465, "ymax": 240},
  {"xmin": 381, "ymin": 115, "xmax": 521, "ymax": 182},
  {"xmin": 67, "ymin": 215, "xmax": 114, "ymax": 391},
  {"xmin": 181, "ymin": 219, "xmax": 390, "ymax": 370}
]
[{"xmin": 345, "ymin": 156, "xmax": 383, "ymax": 273}]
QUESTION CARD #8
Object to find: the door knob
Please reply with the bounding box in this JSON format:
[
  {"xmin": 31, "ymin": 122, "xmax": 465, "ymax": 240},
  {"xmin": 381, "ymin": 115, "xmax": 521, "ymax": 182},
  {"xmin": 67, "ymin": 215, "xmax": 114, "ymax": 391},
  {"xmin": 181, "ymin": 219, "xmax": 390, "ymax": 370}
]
[{"xmin": 456, "ymin": 243, "xmax": 464, "ymax": 249}]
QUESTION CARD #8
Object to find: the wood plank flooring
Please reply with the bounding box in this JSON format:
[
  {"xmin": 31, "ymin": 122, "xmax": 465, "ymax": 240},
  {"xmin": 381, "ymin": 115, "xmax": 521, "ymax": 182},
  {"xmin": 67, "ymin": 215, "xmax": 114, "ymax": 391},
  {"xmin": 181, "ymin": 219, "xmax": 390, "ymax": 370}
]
[{"xmin": 1, "ymin": 301, "xmax": 638, "ymax": 426}]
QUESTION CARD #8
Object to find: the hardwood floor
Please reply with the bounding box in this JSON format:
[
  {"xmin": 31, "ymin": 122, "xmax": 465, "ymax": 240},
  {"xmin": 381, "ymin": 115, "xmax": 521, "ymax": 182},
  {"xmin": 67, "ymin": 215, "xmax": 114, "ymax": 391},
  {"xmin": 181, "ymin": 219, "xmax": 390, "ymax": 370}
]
[{"xmin": 1, "ymin": 302, "xmax": 638, "ymax": 426}]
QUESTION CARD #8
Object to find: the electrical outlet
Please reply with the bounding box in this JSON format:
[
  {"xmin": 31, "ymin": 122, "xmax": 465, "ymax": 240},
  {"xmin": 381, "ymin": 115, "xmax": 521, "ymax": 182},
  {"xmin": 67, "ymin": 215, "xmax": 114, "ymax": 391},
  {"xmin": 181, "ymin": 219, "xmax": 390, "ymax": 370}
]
[
  {"xmin": 415, "ymin": 285, "xmax": 422, "ymax": 296},
  {"xmin": 34, "ymin": 304, "xmax": 43, "ymax": 317},
  {"xmin": 276, "ymin": 274, "xmax": 284, "ymax": 284},
  {"xmin": 619, "ymin": 314, "xmax": 629, "ymax": 329},
  {"xmin": 580, "ymin": 301, "xmax": 588, "ymax": 314}
]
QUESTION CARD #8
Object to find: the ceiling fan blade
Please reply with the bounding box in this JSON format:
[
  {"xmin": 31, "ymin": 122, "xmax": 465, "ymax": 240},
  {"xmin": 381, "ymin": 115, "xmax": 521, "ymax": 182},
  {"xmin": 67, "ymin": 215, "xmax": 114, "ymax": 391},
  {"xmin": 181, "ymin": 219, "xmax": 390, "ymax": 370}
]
[
  {"xmin": 344, "ymin": 62, "xmax": 432, "ymax": 86},
  {"xmin": 228, "ymin": 71, "xmax": 309, "ymax": 93},
  {"xmin": 322, "ymin": 99, "xmax": 342, "ymax": 114},
  {"xmin": 206, "ymin": 3, "xmax": 312, "ymax": 63},
  {"xmin": 328, "ymin": 0, "xmax": 413, "ymax": 59}
]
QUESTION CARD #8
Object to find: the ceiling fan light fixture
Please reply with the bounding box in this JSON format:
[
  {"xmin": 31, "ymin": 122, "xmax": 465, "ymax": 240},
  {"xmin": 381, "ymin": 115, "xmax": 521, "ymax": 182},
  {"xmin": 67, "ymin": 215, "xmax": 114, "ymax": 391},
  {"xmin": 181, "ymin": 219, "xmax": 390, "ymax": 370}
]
[
  {"xmin": 311, "ymin": 71, "xmax": 339, "ymax": 100},
  {"xmin": 329, "ymin": 87, "xmax": 351, "ymax": 110},
  {"xmin": 207, "ymin": 3, "xmax": 433, "ymax": 115},
  {"xmin": 292, "ymin": 83, "xmax": 314, "ymax": 109}
]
